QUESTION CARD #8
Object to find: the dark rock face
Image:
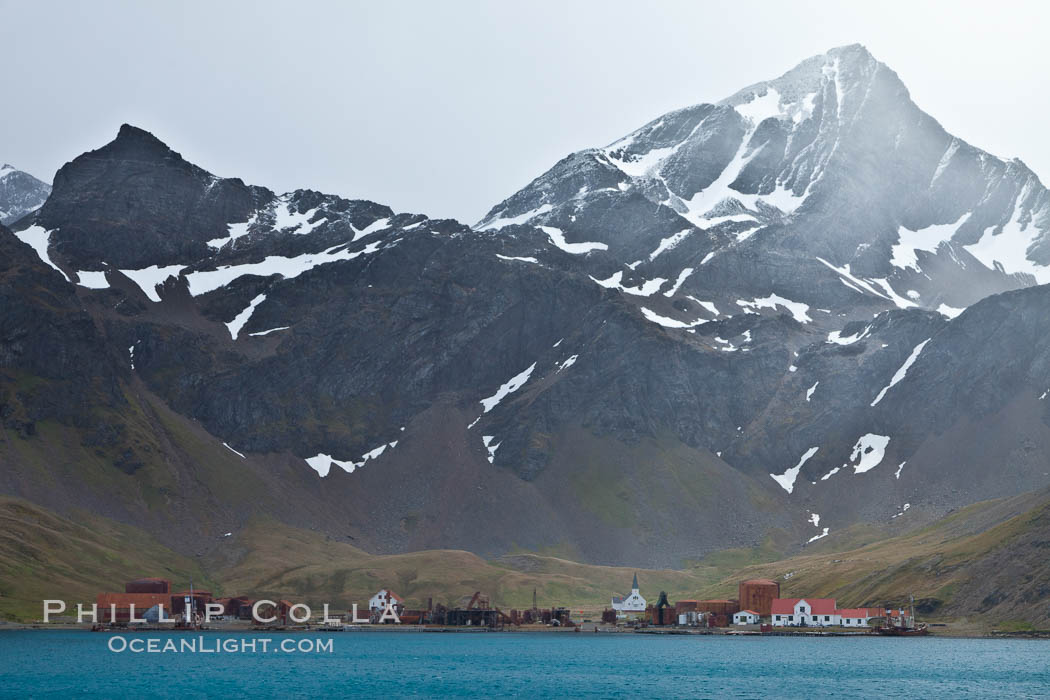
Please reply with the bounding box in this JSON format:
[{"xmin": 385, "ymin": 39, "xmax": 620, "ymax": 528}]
[
  {"xmin": 0, "ymin": 224, "xmax": 123, "ymax": 435},
  {"xmin": 37, "ymin": 125, "xmax": 272, "ymax": 269},
  {"xmin": 0, "ymin": 165, "xmax": 51, "ymax": 226},
  {"xmin": 4, "ymin": 45, "xmax": 1050, "ymax": 567}
]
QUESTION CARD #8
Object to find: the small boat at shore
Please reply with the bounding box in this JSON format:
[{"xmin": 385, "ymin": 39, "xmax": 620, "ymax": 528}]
[
  {"xmin": 874, "ymin": 595, "xmax": 928, "ymax": 636},
  {"xmin": 875, "ymin": 622, "xmax": 928, "ymax": 636}
]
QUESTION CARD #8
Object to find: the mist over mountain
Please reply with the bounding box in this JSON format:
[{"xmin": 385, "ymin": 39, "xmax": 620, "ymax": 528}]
[{"xmin": 3, "ymin": 45, "xmax": 1050, "ymax": 568}]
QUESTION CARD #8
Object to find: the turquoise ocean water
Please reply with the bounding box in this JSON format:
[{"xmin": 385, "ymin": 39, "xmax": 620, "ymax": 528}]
[{"xmin": 1, "ymin": 631, "xmax": 1048, "ymax": 698}]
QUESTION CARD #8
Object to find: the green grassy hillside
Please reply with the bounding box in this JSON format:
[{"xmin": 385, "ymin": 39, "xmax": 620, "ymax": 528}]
[
  {"xmin": 4, "ymin": 486, "xmax": 1050, "ymax": 629},
  {"xmin": 0, "ymin": 497, "xmax": 216, "ymax": 621}
]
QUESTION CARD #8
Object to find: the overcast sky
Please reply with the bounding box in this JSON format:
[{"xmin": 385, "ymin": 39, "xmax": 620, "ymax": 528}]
[{"xmin": 2, "ymin": 0, "xmax": 1047, "ymax": 223}]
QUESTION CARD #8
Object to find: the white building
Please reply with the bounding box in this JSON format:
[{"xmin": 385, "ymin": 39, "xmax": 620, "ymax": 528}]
[
  {"xmin": 733, "ymin": 610, "xmax": 760, "ymax": 625},
  {"xmin": 840, "ymin": 607, "xmax": 904, "ymax": 627},
  {"xmin": 611, "ymin": 574, "xmax": 646, "ymax": 612},
  {"xmin": 770, "ymin": 599, "xmax": 907, "ymax": 628},
  {"xmin": 369, "ymin": 589, "xmax": 403, "ymax": 613},
  {"xmin": 770, "ymin": 598, "xmax": 840, "ymax": 627}
]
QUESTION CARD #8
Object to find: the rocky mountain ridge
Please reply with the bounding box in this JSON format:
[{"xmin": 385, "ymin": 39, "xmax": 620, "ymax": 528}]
[{"xmin": 3, "ymin": 45, "xmax": 1050, "ymax": 567}]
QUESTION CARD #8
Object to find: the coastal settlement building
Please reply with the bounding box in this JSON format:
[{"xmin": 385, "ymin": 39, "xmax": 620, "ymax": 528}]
[
  {"xmin": 839, "ymin": 608, "xmax": 906, "ymax": 627},
  {"xmin": 733, "ymin": 610, "xmax": 760, "ymax": 625},
  {"xmin": 771, "ymin": 598, "xmax": 907, "ymax": 628},
  {"xmin": 611, "ymin": 574, "xmax": 646, "ymax": 612},
  {"xmin": 369, "ymin": 589, "xmax": 404, "ymax": 614},
  {"xmin": 738, "ymin": 578, "xmax": 780, "ymax": 617},
  {"xmin": 771, "ymin": 598, "xmax": 839, "ymax": 627},
  {"xmin": 95, "ymin": 578, "xmax": 212, "ymax": 624}
]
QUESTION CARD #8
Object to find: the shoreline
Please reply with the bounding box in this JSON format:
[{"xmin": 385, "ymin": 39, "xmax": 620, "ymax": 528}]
[{"xmin": 1, "ymin": 622, "xmax": 1045, "ymax": 640}]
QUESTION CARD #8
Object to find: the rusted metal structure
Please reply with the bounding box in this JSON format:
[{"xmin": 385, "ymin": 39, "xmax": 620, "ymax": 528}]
[
  {"xmin": 429, "ymin": 592, "xmax": 506, "ymax": 627},
  {"xmin": 738, "ymin": 579, "xmax": 780, "ymax": 617},
  {"xmin": 649, "ymin": 591, "xmax": 673, "ymax": 626},
  {"xmin": 225, "ymin": 596, "xmax": 256, "ymax": 619},
  {"xmin": 124, "ymin": 578, "xmax": 171, "ymax": 594},
  {"xmin": 171, "ymin": 590, "xmax": 214, "ymax": 619},
  {"xmin": 696, "ymin": 599, "xmax": 740, "ymax": 626},
  {"xmin": 674, "ymin": 600, "xmax": 699, "ymax": 615},
  {"xmin": 95, "ymin": 592, "xmax": 174, "ymax": 623}
]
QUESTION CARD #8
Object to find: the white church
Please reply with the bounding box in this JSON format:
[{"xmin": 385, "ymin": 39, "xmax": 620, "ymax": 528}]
[{"xmin": 611, "ymin": 573, "xmax": 646, "ymax": 612}]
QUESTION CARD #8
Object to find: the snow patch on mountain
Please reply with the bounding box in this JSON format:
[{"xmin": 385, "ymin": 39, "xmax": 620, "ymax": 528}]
[
  {"xmin": 76, "ymin": 270, "xmax": 109, "ymax": 289},
  {"xmin": 606, "ymin": 145, "xmax": 676, "ymax": 178},
  {"xmin": 871, "ymin": 339, "xmax": 930, "ymax": 406},
  {"xmin": 480, "ymin": 363, "xmax": 536, "ymax": 413},
  {"xmin": 477, "ymin": 203, "xmax": 553, "ymax": 231},
  {"xmin": 964, "ymin": 189, "xmax": 1050, "ymax": 284},
  {"xmin": 816, "ymin": 257, "xmax": 892, "ymax": 301},
  {"xmin": 827, "ymin": 325, "xmax": 870, "ymax": 345},
  {"xmin": 208, "ymin": 212, "xmax": 258, "ymax": 249},
  {"xmin": 226, "ymin": 293, "xmax": 267, "ymax": 340},
  {"xmin": 807, "ymin": 527, "xmax": 830, "ymax": 543},
  {"xmin": 120, "ymin": 264, "xmax": 186, "ymax": 302},
  {"xmin": 770, "ymin": 446, "xmax": 819, "ymax": 494},
  {"xmin": 872, "ymin": 278, "xmax": 918, "ymax": 310},
  {"xmin": 274, "ymin": 197, "xmax": 323, "ymax": 235},
  {"xmin": 540, "ymin": 225, "xmax": 608, "ymax": 254},
  {"xmin": 640, "ymin": 307, "xmax": 705, "ymax": 329},
  {"xmin": 663, "ymin": 268, "xmax": 694, "ymax": 296},
  {"xmin": 305, "ymin": 453, "xmax": 352, "ymax": 478},
  {"xmin": 848, "ymin": 434, "xmax": 891, "ymax": 474},
  {"xmin": 736, "ymin": 294, "xmax": 811, "ymax": 323},
  {"xmin": 352, "ymin": 217, "xmax": 391, "ymax": 241},
  {"xmin": 590, "ymin": 270, "xmax": 666, "ymax": 296},
  {"xmin": 557, "ymin": 355, "xmax": 578, "ymax": 372},
  {"xmin": 186, "ymin": 241, "xmax": 382, "ymax": 296},
  {"xmin": 482, "ymin": 435, "xmax": 500, "ymax": 464},
  {"xmin": 223, "ymin": 442, "xmax": 246, "ymax": 459},
  {"xmin": 891, "ymin": 213, "xmax": 969, "ymax": 272},
  {"xmin": 12, "ymin": 226, "xmax": 69, "ymax": 281},
  {"xmin": 680, "ymin": 126, "xmax": 805, "ymax": 227},
  {"xmin": 305, "ymin": 439, "xmax": 399, "ymax": 477},
  {"xmin": 496, "ymin": 254, "xmax": 539, "ymax": 264},
  {"xmin": 688, "ymin": 297, "xmax": 720, "ymax": 316},
  {"xmin": 733, "ymin": 87, "xmax": 784, "ymax": 124},
  {"xmin": 649, "ymin": 229, "xmax": 692, "ymax": 261},
  {"xmin": 248, "ymin": 326, "xmax": 289, "ymax": 337}
]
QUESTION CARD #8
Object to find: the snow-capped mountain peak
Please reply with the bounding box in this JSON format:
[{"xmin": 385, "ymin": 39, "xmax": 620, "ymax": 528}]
[
  {"xmin": 0, "ymin": 163, "xmax": 51, "ymax": 226},
  {"xmin": 477, "ymin": 44, "xmax": 1050, "ymax": 324}
]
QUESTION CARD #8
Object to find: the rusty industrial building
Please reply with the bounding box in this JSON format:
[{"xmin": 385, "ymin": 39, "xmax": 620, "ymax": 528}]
[
  {"xmin": 94, "ymin": 578, "xmax": 215, "ymax": 624},
  {"xmin": 738, "ymin": 578, "xmax": 780, "ymax": 617}
]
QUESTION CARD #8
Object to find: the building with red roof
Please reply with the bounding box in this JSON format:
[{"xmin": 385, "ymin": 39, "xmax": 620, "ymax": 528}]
[
  {"xmin": 839, "ymin": 607, "xmax": 906, "ymax": 627},
  {"xmin": 369, "ymin": 589, "xmax": 405, "ymax": 613},
  {"xmin": 732, "ymin": 609, "xmax": 761, "ymax": 625},
  {"xmin": 771, "ymin": 598, "xmax": 909, "ymax": 627},
  {"xmin": 770, "ymin": 598, "xmax": 840, "ymax": 627}
]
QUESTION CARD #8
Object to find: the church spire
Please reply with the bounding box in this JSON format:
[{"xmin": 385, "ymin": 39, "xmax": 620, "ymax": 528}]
[{"xmin": 632, "ymin": 573, "xmax": 638, "ymax": 591}]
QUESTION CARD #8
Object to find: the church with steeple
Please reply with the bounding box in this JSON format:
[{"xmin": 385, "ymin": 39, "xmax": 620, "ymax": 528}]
[{"xmin": 610, "ymin": 573, "xmax": 647, "ymax": 612}]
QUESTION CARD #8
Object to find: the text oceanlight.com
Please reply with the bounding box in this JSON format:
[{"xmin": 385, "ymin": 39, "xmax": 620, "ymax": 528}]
[{"xmin": 107, "ymin": 636, "xmax": 334, "ymax": 654}]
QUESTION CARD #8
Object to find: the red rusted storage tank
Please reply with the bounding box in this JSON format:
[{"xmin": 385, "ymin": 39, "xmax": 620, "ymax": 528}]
[
  {"xmin": 738, "ymin": 579, "xmax": 780, "ymax": 617},
  {"xmin": 124, "ymin": 578, "xmax": 171, "ymax": 594},
  {"xmin": 696, "ymin": 599, "xmax": 740, "ymax": 617}
]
